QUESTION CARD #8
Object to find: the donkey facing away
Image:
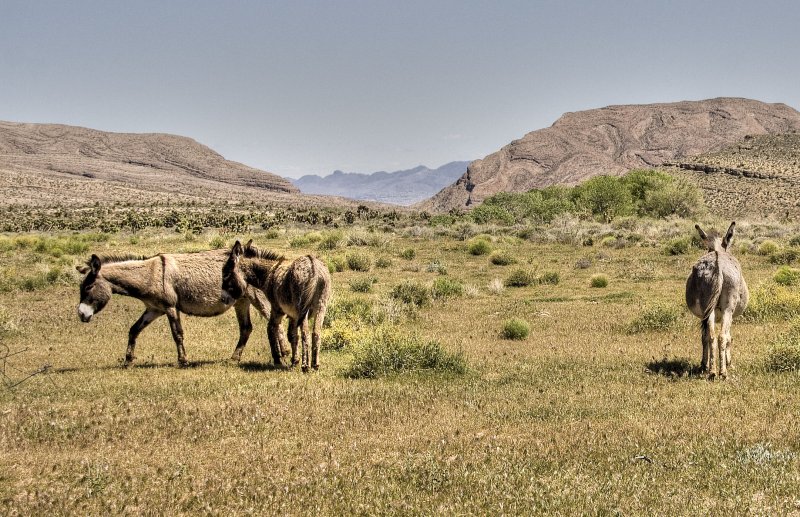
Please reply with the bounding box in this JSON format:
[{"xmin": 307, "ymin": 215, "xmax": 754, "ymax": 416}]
[
  {"xmin": 221, "ymin": 240, "xmax": 331, "ymax": 372},
  {"xmin": 76, "ymin": 250, "xmax": 277, "ymax": 367},
  {"xmin": 685, "ymin": 222, "xmax": 749, "ymax": 379}
]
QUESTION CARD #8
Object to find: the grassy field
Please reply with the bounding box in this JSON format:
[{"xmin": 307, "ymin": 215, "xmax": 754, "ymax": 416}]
[{"xmin": 2, "ymin": 216, "xmax": 800, "ymax": 515}]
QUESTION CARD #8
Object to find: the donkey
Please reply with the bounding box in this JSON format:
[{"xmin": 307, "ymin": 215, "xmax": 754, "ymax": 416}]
[
  {"xmin": 76, "ymin": 249, "xmax": 279, "ymax": 367},
  {"xmin": 685, "ymin": 222, "xmax": 749, "ymax": 379},
  {"xmin": 222, "ymin": 240, "xmax": 331, "ymax": 372}
]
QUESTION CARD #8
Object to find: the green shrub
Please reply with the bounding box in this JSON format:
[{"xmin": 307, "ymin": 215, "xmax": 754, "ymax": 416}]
[
  {"xmin": 467, "ymin": 238, "xmax": 492, "ymax": 256},
  {"xmin": 349, "ymin": 276, "xmax": 377, "ymax": 293},
  {"xmin": 399, "ymin": 248, "xmax": 416, "ymax": 260},
  {"xmin": 343, "ymin": 325, "xmax": 467, "ymax": 378},
  {"xmin": 744, "ymin": 283, "xmax": 800, "ymax": 322},
  {"xmin": 346, "ymin": 252, "xmax": 372, "ymax": 272},
  {"xmin": 775, "ymin": 266, "xmax": 800, "ymax": 286},
  {"xmin": 375, "ymin": 256, "xmax": 392, "ymax": 269},
  {"xmin": 758, "ymin": 240, "xmax": 779, "ymax": 256},
  {"xmin": 390, "ymin": 281, "xmax": 431, "ymax": 307},
  {"xmin": 317, "ymin": 231, "xmax": 345, "ymax": 250},
  {"xmin": 209, "ymin": 235, "xmax": 226, "ymax": 249},
  {"xmin": 490, "ymin": 250, "xmax": 517, "ymax": 266},
  {"xmin": 590, "ymin": 274, "xmax": 609, "ymax": 288},
  {"xmin": 502, "ymin": 318, "xmax": 530, "ymax": 340},
  {"xmin": 538, "ymin": 271, "xmax": 560, "ymax": 285},
  {"xmin": 765, "ymin": 320, "xmax": 800, "ymax": 372},
  {"xmin": 505, "ymin": 268, "xmax": 537, "ymax": 287},
  {"xmin": 263, "ymin": 228, "xmax": 280, "ymax": 239},
  {"xmin": 322, "ymin": 319, "xmax": 361, "ymax": 351},
  {"xmin": 431, "ymin": 277, "xmax": 464, "ymax": 300},
  {"xmin": 426, "ymin": 260, "xmax": 448, "ymax": 275},
  {"xmin": 769, "ymin": 249, "xmax": 800, "ymax": 265},
  {"xmin": 572, "ymin": 175, "xmax": 633, "ymax": 222},
  {"xmin": 304, "ymin": 231, "xmax": 323, "ymax": 243},
  {"xmin": 627, "ymin": 304, "xmax": 680, "ymax": 333},
  {"xmin": 326, "ymin": 256, "xmax": 346, "ymax": 273},
  {"xmin": 664, "ymin": 237, "xmax": 692, "ymax": 256},
  {"xmin": 289, "ymin": 235, "xmax": 310, "ymax": 248},
  {"xmin": 325, "ymin": 297, "xmax": 374, "ymax": 327}
]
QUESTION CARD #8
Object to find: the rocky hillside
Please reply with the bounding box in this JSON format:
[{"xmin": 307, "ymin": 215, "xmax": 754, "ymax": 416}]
[
  {"xmin": 0, "ymin": 121, "xmax": 300, "ymax": 206},
  {"xmin": 419, "ymin": 98, "xmax": 800, "ymax": 212},
  {"xmin": 668, "ymin": 132, "xmax": 800, "ymax": 218},
  {"xmin": 293, "ymin": 161, "xmax": 469, "ymax": 205}
]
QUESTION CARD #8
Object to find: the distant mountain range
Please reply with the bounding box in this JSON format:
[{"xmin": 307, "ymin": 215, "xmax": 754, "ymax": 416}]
[{"xmin": 292, "ymin": 161, "xmax": 470, "ymax": 205}]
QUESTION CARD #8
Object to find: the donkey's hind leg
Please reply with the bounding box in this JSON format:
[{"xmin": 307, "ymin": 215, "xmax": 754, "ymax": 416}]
[
  {"xmin": 126, "ymin": 309, "xmax": 162, "ymax": 366},
  {"xmin": 165, "ymin": 308, "xmax": 188, "ymax": 367},
  {"xmin": 311, "ymin": 306, "xmax": 327, "ymax": 371},
  {"xmin": 268, "ymin": 311, "xmax": 289, "ymax": 367},
  {"xmin": 231, "ymin": 300, "xmax": 253, "ymax": 362},
  {"xmin": 719, "ymin": 308, "xmax": 735, "ymax": 379},
  {"xmin": 300, "ymin": 315, "xmax": 311, "ymax": 373}
]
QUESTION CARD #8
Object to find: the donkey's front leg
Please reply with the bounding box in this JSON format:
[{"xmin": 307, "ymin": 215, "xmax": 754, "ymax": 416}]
[
  {"xmin": 231, "ymin": 300, "xmax": 253, "ymax": 362},
  {"xmin": 165, "ymin": 308, "xmax": 188, "ymax": 367},
  {"xmin": 267, "ymin": 312, "xmax": 287, "ymax": 367},
  {"xmin": 126, "ymin": 309, "xmax": 162, "ymax": 366}
]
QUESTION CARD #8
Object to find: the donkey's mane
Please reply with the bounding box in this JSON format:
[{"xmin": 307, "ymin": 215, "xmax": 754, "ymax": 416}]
[
  {"xmin": 92, "ymin": 253, "xmax": 154, "ymax": 265},
  {"xmin": 242, "ymin": 245, "xmax": 284, "ymax": 262}
]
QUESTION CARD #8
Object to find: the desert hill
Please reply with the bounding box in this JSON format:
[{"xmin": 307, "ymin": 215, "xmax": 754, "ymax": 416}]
[
  {"xmin": 0, "ymin": 121, "xmax": 308, "ymax": 206},
  {"xmin": 293, "ymin": 161, "xmax": 469, "ymax": 205},
  {"xmin": 419, "ymin": 98, "xmax": 800, "ymax": 212},
  {"xmin": 668, "ymin": 132, "xmax": 800, "ymax": 218}
]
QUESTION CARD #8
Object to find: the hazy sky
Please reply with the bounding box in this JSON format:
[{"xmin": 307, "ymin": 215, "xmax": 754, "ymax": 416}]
[{"xmin": 2, "ymin": 1, "xmax": 799, "ymax": 178}]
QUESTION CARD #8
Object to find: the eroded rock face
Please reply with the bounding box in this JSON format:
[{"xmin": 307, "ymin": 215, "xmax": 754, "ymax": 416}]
[{"xmin": 419, "ymin": 98, "xmax": 800, "ymax": 212}]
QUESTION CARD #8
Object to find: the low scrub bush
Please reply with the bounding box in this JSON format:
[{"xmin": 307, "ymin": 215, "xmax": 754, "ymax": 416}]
[
  {"xmin": 375, "ymin": 256, "xmax": 392, "ymax": 269},
  {"xmin": 325, "ymin": 297, "xmax": 374, "ymax": 327},
  {"xmin": 326, "ymin": 256, "xmax": 346, "ymax": 273},
  {"xmin": 627, "ymin": 303, "xmax": 680, "ymax": 333},
  {"xmin": 390, "ymin": 281, "xmax": 431, "ymax": 307},
  {"xmin": 346, "ymin": 252, "xmax": 372, "ymax": 272},
  {"xmin": 349, "ymin": 276, "xmax": 377, "ymax": 293},
  {"xmin": 664, "ymin": 237, "xmax": 692, "ymax": 256},
  {"xmin": 431, "ymin": 277, "xmax": 464, "ymax": 300},
  {"xmin": 318, "ymin": 231, "xmax": 345, "ymax": 250},
  {"xmin": 426, "ymin": 260, "xmax": 448, "ymax": 275},
  {"xmin": 775, "ymin": 266, "xmax": 800, "ymax": 286},
  {"xmin": 490, "ymin": 250, "xmax": 517, "ymax": 266},
  {"xmin": 758, "ymin": 240, "xmax": 779, "ymax": 256},
  {"xmin": 764, "ymin": 320, "xmax": 800, "ymax": 373},
  {"xmin": 590, "ymin": 274, "xmax": 609, "ymax": 288},
  {"xmin": 322, "ymin": 319, "xmax": 361, "ymax": 351},
  {"xmin": 343, "ymin": 325, "xmax": 467, "ymax": 378},
  {"xmin": 538, "ymin": 271, "xmax": 560, "ymax": 285},
  {"xmin": 399, "ymin": 248, "xmax": 416, "ymax": 260},
  {"xmin": 488, "ymin": 278, "xmax": 505, "ymax": 295},
  {"xmin": 769, "ymin": 249, "xmax": 800, "ymax": 265},
  {"xmin": 502, "ymin": 318, "xmax": 530, "ymax": 340},
  {"xmin": 790, "ymin": 235, "xmax": 800, "ymax": 247},
  {"xmin": 0, "ymin": 306, "xmax": 18, "ymax": 336},
  {"xmin": 289, "ymin": 235, "xmax": 310, "ymax": 248},
  {"xmin": 743, "ymin": 283, "xmax": 800, "ymax": 322},
  {"xmin": 505, "ymin": 268, "xmax": 537, "ymax": 287},
  {"xmin": 467, "ymin": 238, "xmax": 492, "ymax": 256}
]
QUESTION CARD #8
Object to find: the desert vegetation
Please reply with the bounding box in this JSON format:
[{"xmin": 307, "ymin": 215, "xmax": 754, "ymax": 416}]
[{"xmin": 2, "ymin": 190, "xmax": 800, "ymax": 514}]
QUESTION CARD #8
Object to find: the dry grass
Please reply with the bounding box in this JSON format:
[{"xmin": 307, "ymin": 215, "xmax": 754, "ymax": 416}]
[{"xmin": 2, "ymin": 219, "xmax": 800, "ymax": 514}]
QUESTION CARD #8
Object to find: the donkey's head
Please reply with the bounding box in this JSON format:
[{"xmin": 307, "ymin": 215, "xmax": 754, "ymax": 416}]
[
  {"xmin": 695, "ymin": 221, "xmax": 736, "ymax": 253},
  {"xmin": 221, "ymin": 240, "xmax": 249, "ymax": 304},
  {"xmin": 75, "ymin": 254, "xmax": 112, "ymax": 322}
]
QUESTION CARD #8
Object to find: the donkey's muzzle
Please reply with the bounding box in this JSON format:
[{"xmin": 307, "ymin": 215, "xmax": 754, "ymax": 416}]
[{"xmin": 78, "ymin": 303, "xmax": 94, "ymax": 323}]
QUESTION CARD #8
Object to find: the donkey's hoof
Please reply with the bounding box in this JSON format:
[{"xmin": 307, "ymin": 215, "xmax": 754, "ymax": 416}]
[
  {"xmin": 707, "ymin": 373, "xmax": 716, "ymax": 381},
  {"xmin": 178, "ymin": 360, "xmax": 189, "ymax": 368},
  {"xmin": 302, "ymin": 365, "xmax": 310, "ymax": 374}
]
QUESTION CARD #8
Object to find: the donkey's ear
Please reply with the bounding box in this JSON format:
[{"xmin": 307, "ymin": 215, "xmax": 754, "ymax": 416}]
[
  {"xmin": 244, "ymin": 239, "xmax": 254, "ymax": 250},
  {"xmin": 695, "ymin": 224, "xmax": 708, "ymax": 242},
  {"xmin": 90, "ymin": 255, "xmax": 102, "ymax": 274},
  {"xmin": 76, "ymin": 264, "xmax": 90, "ymax": 275},
  {"xmin": 722, "ymin": 221, "xmax": 736, "ymax": 250},
  {"xmin": 231, "ymin": 240, "xmax": 243, "ymax": 261}
]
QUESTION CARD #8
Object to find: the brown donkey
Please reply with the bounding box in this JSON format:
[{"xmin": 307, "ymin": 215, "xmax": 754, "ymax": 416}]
[
  {"xmin": 76, "ymin": 249, "xmax": 274, "ymax": 367},
  {"xmin": 222, "ymin": 240, "xmax": 331, "ymax": 372},
  {"xmin": 685, "ymin": 222, "xmax": 749, "ymax": 379}
]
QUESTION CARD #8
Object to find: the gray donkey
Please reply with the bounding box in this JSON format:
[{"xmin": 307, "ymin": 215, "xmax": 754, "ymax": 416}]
[
  {"xmin": 685, "ymin": 222, "xmax": 749, "ymax": 379},
  {"xmin": 76, "ymin": 250, "xmax": 276, "ymax": 367},
  {"xmin": 222, "ymin": 240, "xmax": 331, "ymax": 372}
]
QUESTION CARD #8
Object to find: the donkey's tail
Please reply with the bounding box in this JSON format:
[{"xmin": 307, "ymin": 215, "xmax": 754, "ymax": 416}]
[
  {"xmin": 702, "ymin": 250, "xmax": 723, "ymax": 321},
  {"xmin": 297, "ymin": 255, "xmax": 329, "ymax": 323}
]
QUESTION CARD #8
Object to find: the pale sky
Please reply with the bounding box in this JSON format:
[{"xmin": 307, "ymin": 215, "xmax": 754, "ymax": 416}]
[{"xmin": 2, "ymin": 1, "xmax": 799, "ymax": 178}]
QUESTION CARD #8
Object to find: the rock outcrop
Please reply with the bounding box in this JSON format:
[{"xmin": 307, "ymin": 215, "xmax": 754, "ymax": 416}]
[{"xmin": 419, "ymin": 98, "xmax": 800, "ymax": 212}]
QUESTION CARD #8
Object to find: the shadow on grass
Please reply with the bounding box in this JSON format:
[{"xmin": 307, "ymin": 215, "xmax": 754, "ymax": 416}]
[
  {"xmin": 645, "ymin": 357, "xmax": 703, "ymax": 378},
  {"xmin": 236, "ymin": 361, "xmax": 290, "ymax": 372},
  {"xmin": 52, "ymin": 358, "xmax": 222, "ymax": 374}
]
